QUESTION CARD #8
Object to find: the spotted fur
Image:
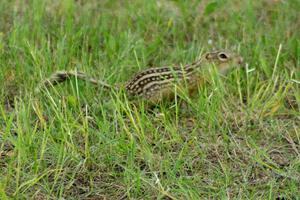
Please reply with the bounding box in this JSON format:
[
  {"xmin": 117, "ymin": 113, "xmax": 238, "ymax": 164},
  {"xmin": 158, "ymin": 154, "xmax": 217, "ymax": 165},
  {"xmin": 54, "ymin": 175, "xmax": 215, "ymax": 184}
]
[{"xmin": 36, "ymin": 50, "xmax": 243, "ymax": 103}]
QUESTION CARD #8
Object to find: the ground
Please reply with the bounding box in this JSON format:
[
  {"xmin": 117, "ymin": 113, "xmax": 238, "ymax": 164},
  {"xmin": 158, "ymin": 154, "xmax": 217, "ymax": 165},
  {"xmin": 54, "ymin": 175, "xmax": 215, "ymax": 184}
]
[{"xmin": 0, "ymin": 0, "xmax": 300, "ymax": 199}]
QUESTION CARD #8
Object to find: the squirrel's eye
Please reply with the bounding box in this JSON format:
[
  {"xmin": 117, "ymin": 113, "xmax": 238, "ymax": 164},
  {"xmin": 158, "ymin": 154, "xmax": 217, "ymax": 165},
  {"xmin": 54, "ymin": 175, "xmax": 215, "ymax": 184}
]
[{"xmin": 218, "ymin": 53, "xmax": 228, "ymax": 60}]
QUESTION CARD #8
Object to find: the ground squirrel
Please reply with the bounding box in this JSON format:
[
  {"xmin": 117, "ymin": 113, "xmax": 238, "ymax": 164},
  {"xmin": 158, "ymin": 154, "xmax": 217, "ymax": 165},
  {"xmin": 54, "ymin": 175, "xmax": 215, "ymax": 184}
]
[{"xmin": 36, "ymin": 50, "xmax": 243, "ymax": 103}]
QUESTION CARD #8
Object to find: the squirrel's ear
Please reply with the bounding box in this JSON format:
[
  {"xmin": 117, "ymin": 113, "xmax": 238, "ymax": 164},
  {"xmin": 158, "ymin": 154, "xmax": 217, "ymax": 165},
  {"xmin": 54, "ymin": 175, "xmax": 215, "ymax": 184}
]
[{"xmin": 204, "ymin": 52, "xmax": 213, "ymax": 60}]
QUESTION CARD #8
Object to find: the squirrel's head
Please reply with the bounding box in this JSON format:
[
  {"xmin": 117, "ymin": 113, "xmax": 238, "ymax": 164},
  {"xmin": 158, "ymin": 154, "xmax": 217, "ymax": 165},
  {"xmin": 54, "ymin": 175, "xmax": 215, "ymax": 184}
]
[{"xmin": 203, "ymin": 50, "xmax": 244, "ymax": 74}]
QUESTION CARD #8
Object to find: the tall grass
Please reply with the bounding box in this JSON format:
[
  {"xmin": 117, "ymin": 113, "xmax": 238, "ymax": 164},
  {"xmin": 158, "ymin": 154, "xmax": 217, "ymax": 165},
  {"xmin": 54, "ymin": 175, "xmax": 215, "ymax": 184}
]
[{"xmin": 0, "ymin": 0, "xmax": 299, "ymax": 199}]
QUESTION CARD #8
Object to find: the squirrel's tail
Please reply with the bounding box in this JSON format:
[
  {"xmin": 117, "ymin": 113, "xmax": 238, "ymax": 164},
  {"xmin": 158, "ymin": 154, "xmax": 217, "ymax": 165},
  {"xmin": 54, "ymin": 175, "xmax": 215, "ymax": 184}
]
[{"xmin": 35, "ymin": 71, "xmax": 113, "ymax": 93}]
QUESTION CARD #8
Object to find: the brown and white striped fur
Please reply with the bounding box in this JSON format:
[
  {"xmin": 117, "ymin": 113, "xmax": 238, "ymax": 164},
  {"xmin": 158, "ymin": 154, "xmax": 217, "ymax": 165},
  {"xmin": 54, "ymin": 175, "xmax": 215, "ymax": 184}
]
[{"xmin": 36, "ymin": 50, "xmax": 243, "ymax": 103}]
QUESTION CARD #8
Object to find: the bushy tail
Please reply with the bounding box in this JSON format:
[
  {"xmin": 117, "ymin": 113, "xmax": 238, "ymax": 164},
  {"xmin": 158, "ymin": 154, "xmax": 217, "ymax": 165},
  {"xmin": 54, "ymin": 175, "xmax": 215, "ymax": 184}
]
[{"xmin": 35, "ymin": 71, "xmax": 112, "ymax": 93}]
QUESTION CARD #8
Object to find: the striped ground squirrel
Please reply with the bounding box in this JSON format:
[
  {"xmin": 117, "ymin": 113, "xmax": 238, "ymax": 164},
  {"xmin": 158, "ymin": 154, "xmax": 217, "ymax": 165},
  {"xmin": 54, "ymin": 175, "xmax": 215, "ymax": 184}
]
[{"xmin": 37, "ymin": 50, "xmax": 243, "ymax": 103}]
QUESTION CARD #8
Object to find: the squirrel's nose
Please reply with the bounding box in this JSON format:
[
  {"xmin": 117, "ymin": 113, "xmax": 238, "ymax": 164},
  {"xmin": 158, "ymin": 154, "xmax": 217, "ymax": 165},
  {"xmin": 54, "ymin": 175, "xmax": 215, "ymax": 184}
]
[{"xmin": 237, "ymin": 56, "xmax": 244, "ymax": 65}]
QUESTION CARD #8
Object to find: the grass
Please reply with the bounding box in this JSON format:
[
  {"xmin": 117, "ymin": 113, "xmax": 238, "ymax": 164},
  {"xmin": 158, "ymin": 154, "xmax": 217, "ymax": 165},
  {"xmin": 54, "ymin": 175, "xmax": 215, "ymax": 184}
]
[{"xmin": 0, "ymin": 0, "xmax": 300, "ymax": 199}]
